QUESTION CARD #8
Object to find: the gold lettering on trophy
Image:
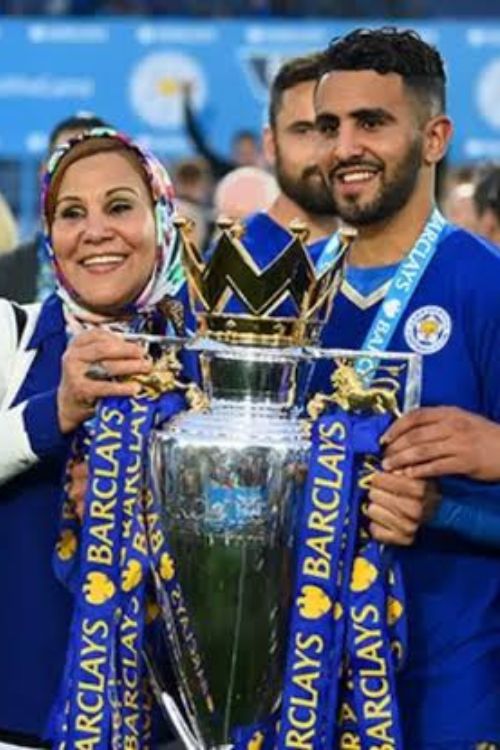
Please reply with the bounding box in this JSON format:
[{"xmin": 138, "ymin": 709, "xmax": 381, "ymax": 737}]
[
  {"xmin": 350, "ymin": 605, "xmax": 395, "ymax": 747},
  {"xmin": 75, "ymin": 618, "xmax": 109, "ymax": 747}
]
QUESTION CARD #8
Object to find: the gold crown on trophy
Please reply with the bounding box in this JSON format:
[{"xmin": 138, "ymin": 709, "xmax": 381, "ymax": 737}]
[{"xmin": 174, "ymin": 216, "xmax": 348, "ymax": 347}]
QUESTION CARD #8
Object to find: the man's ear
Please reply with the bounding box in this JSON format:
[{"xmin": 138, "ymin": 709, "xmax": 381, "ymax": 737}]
[
  {"xmin": 423, "ymin": 114, "xmax": 453, "ymax": 166},
  {"xmin": 262, "ymin": 125, "xmax": 277, "ymax": 168}
]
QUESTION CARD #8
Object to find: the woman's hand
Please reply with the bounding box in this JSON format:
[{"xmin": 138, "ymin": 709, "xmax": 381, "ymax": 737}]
[{"xmin": 57, "ymin": 329, "xmax": 152, "ymax": 433}]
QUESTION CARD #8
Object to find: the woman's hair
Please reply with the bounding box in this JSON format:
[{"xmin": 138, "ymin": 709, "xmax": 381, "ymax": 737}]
[{"xmin": 44, "ymin": 136, "xmax": 152, "ymax": 228}]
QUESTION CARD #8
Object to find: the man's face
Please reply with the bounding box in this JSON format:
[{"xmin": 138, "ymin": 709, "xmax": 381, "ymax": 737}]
[
  {"xmin": 315, "ymin": 70, "xmax": 425, "ymax": 226},
  {"xmin": 266, "ymin": 80, "xmax": 335, "ymax": 216}
]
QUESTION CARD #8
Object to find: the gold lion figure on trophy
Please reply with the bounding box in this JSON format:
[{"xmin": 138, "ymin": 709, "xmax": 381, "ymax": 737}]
[
  {"xmin": 307, "ymin": 360, "xmax": 403, "ymax": 419},
  {"xmin": 131, "ymin": 350, "xmax": 209, "ymax": 411}
]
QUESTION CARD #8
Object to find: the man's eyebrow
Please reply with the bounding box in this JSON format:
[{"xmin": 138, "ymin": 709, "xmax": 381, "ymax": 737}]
[
  {"xmin": 287, "ymin": 119, "xmax": 315, "ymax": 129},
  {"xmin": 315, "ymin": 108, "xmax": 395, "ymax": 124},
  {"xmin": 350, "ymin": 107, "xmax": 396, "ymax": 122},
  {"xmin": 315, "ymin": 112, "xmax": 338, "ymax": 124}
]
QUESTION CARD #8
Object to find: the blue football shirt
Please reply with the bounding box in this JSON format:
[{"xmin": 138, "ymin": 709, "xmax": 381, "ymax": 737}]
[{"xmin": 313, "ymin": 225, "xmax": 500, "ymax": 747}]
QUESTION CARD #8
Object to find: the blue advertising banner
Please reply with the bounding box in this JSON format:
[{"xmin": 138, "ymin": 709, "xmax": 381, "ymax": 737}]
[{"xmin": 0, "ymin": 18, "xmax": 499, "ymax": 163}]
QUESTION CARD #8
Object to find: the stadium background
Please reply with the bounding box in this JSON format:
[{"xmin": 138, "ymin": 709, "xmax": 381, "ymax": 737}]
[{"xmin": 0, "ymin": 5, "xmax": 499, "ymax": 234}]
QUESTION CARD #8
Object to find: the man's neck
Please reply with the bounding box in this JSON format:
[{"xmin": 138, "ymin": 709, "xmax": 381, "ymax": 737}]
[
  {"xmin": 267, "ymin": 193, "xmax": 337, "ymax": 243},
  {"xmin": 348, "ymin": 195, "xmax": 435, "ymax": 268}
]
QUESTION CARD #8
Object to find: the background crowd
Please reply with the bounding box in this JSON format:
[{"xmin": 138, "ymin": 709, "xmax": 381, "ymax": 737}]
[
  {"xmin": 0, "ymin": 0, "xmax": 499, "ymax": 302},
  {"xmin": 1, "ymin": 0, "xmax": 498, "ymax": 17}
]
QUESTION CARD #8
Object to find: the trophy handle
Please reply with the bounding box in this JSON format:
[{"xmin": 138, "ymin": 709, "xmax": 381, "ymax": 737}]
[{"xmin": 143, "ymin": 648, "xmax": 202, "ymax": 750}]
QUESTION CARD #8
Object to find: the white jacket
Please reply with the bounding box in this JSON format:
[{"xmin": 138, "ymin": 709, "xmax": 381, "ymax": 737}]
[{"xmin": 0, "ymin": 298, "xmax": 46, "ymax": 485}]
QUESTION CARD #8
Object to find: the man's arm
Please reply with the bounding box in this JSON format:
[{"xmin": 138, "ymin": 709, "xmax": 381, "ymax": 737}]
[{"xmin": 182, "ymin": 82, "xmax": 234, "ymax": 180}]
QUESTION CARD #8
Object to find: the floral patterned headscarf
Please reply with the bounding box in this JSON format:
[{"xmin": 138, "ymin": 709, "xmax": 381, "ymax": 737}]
[{"xmin": 41, "ymin": 127, "xmax": 184, "ymax": 325}]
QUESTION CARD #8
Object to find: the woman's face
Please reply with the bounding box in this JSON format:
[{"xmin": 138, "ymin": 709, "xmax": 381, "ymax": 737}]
[{"xmin": 51, "ymin": 150, "xmax": 157, "ymax": 313}]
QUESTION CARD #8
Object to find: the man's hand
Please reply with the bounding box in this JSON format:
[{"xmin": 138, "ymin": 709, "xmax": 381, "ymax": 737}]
[
  {"xmin": 367, "ymin": 471, "xmax": 440, "ymax": 546},
  {"xmin": 381, "ymin": 406, "xmax": 500, "ymax": 481},
  {"xmin": 57, "ymin": 329, "xmax": 152, "ymax": 434}
]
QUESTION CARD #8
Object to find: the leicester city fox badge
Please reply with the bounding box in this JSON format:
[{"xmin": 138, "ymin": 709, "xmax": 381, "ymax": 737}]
[{"xmin": 404, "ymin": 305, "xmax": 451, "ymax": 355}]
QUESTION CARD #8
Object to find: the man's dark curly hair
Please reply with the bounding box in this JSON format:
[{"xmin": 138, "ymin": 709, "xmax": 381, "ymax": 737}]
[
  {"xmin": 269, "ymin": 52, "xmax": 326, "ymax": 128},
  {"xmin": 320, "ymin": 27, "xmax": 446, "ymax": 118}
]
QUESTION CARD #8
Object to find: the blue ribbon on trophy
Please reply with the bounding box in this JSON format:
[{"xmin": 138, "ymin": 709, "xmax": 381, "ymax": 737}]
[
  {"xmin": 49, "ymin": 383, "xmax": 194, "ymax": 749},
  {"xmin": 276, "ymin": 409, "xmax": 405, "ymax": 750}
]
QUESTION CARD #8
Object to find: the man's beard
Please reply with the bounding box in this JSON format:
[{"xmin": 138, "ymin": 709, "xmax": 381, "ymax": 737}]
[
  {"xmin": 275, "ymin": 151, "xmax": 336, "ymax": 216},
  {"xmin": 330, "ymin": 136, "xmax": 423, "ymax": 227}
]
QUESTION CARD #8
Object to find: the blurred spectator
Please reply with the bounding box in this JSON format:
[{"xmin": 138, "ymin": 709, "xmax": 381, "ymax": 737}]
[
  {"xmin": 173, "ymin": 157, "xmax": 212, "ymax": 205},
  {"xmin": 182, "ymin": 81, "xmax": 262, "ymax": 180},
  {"xmin": 0, "ymin": 192, "xmax": 19, "ymax": 254},
  {"xmin": 473, "ymin": 165, "xmax": 500, "ymax": 246},
  {"xmin": 441, "ymin": 165, "xmax": 478, "ymax": 232},
  {"xmin": 0, "ymin": 112, "xmax": 110, "ymax": 304},
  {"xmin": 172, "ymin": 157, "xmax": 213, "ymax": 250},
  {"xmin": 213, "ymin": 166, "xmax": 279, "ymax": 219}
]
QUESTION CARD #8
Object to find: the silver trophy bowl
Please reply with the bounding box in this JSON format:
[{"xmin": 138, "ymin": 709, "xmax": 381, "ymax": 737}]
[
  {"xmin": 143, "ymin": 337, "xmax": 421, "ymax": 750},
  {"xmin": 148, "ymin": 342, "xmax": 311, "ymax": 750}
]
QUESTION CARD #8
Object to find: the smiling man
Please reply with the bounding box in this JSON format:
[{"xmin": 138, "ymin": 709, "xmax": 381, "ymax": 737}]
[{"xmin": 312, "ymin": 27, "xmax": 500, "ymax": 750}]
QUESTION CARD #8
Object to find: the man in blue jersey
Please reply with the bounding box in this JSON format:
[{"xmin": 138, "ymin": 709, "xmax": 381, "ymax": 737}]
[
  {"xmin": 313, "ymin": 27, "xmax": 500, "ymax": 749},
  {"xmin": 240, "ymin": 52, "xmax": 337, "ymax": 268}
]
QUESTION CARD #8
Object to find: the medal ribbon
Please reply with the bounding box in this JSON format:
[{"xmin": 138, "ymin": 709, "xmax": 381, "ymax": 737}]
[
  {"xmin": 275, "ymin": 409, "xmax": 403, "ymax": 750},
  {"xmin": 49, "ymin": 390, "xmax": 186, "ymax": 750}
]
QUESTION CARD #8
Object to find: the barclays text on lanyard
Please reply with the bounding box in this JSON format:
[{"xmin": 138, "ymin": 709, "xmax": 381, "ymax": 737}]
[{"xmin": 275, "ymin": 209, "xmax": 448, "ymax": 750}]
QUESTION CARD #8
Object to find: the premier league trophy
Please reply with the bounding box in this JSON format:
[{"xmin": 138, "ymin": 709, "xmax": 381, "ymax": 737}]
[{"xmin": 146, "ymin": 218, "xmax": 421, "ymax": 750}]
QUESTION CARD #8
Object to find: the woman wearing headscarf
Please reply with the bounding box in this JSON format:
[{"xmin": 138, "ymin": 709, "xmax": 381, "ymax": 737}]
[{"xmin": 0, "ymin": 129, "xmax": 185, "ymax": 748}]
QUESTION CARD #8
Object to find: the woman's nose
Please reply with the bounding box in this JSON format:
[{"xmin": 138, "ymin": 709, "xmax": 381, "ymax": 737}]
[{"xmin": 82, "ymin": 212, "xmax": 113, "ymax": 242}]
